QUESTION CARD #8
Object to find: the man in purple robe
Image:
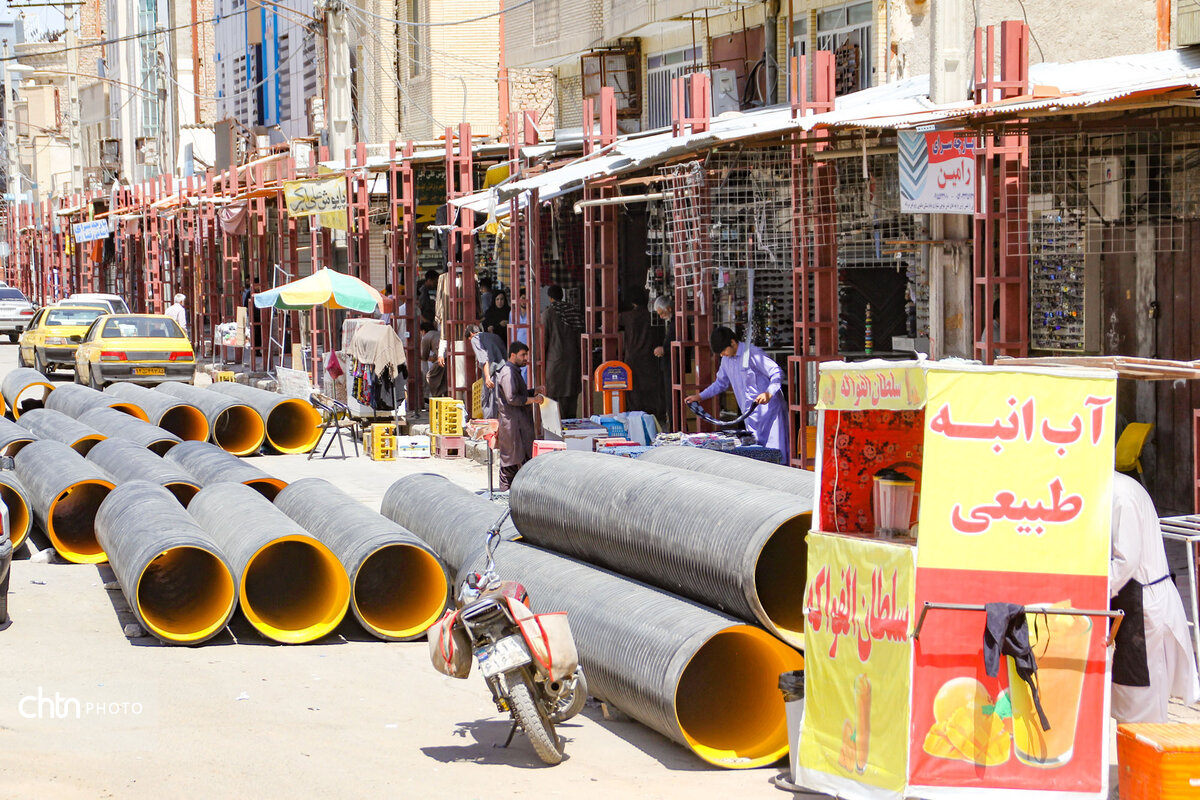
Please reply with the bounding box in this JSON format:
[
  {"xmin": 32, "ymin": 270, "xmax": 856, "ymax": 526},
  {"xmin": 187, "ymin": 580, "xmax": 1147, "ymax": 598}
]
[{"xmin": 685, "ymin": 326, "xmax": 789, "ymax": 463}]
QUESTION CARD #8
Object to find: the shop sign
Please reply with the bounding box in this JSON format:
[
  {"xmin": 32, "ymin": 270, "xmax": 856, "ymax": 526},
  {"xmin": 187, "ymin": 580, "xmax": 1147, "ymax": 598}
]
[
  {"xmin": 72, "ymin": 219, "xmax": 109, "ymax": 243},
  {"xmin": 899, "ymin": 131, "xmax": 977, "ymax": 214},
  {"xmin": 283, "ymin": 177, "xmax": 347, "ymax": 217},
  {"xmin": 799, "ymin": 533, "xmax": 915, "ymax": 799},
  {"xmin": 818, "ymin": 365, "xmax": 926, "ymax": 411}
]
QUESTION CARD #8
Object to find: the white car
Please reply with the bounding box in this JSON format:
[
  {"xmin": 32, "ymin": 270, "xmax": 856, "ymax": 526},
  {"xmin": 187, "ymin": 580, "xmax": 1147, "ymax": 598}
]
[
  {"xmin": 0, "ymin": 287, "xmax": 36, "ymax": 342},
  {"xmin": 63, "ymin": 293, "xmax": 131, "ymax": 315}
]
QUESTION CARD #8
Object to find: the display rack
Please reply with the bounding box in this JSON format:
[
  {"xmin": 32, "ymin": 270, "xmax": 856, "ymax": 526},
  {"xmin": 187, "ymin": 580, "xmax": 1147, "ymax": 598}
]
[{"xmin": 1029, "ymin": 208, "xmax": 1087, "ymax": 351}]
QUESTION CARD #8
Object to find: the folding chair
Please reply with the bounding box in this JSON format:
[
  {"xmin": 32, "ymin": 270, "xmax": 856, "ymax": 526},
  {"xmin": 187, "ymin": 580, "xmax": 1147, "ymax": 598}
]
[{"xmin": 309, "ymin": 391, "xmax": 360, "ymax": 460}]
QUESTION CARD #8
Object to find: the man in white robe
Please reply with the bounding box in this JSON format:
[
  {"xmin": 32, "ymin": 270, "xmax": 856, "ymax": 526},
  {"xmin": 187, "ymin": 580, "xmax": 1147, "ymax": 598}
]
[{"xmin": 1110, "ymin": 471, "xmax": 1200, "ymax": 722}]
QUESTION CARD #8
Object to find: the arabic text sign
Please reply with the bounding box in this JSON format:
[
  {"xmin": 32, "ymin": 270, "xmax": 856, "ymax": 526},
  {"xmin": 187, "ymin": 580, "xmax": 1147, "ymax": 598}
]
[
  {"xmin": 916, "ymin": 369, "xmax": 1115, "ymax": 576},
  {"xmin": 72, "ymin": 219, "xmax": 109, "ymax": 243},
  {"xmin": 899, "ymin": 130, "xmax": 977, "ymax": 214},
  {"xmin": 818, "ymin": 366, "xmax": 926, "ymax": 411},
  {"xmin": 798, "ymin": 534, "xmax": 914, "ymax": 798},
  {"xmin": 283, "ymin": 178, "xmax": 347, "ymax": 217}
]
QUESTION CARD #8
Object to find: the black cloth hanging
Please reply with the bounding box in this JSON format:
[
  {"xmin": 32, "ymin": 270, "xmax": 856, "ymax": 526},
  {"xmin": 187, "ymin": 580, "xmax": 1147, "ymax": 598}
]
[
  {"xmin": 687, "ymin": 400, "xmax": 754, "ymax": 428},
  {"xmin": 983, "ymin": 602, "xmax": 1051, "ymax": 732},
  {"xmin": 1110, "ymin": 578, "xmax": 1151, "ymax": 687}
]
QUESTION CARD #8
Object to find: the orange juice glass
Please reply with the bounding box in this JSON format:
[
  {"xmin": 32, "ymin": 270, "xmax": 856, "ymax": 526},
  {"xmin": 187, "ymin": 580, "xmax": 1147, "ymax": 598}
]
[{"xmin": 1007, "ymin": 602, "xmax": 1093, "ymax": 768}]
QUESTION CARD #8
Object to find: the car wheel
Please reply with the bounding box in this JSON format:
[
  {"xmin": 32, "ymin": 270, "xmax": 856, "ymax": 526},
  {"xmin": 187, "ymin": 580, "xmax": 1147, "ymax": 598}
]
[
  {"xmin": 88, "ymin": 369, "xmax": 103, "ymax": 391},
  {"xmin": 73, "ymin": 369, "xmax": 83, "ymax": 385},
  {"xmin": 16, "ymin": 347, "xmax": 28, "ymax": 368},
  {"xmin": 32, "ymin": 350, "xmax": 46, "ymax": 376}
]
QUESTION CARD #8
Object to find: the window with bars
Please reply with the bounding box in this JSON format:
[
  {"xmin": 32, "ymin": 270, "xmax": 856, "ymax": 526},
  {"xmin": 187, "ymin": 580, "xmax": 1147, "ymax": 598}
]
[
  {"xmin": 279, "ymin": 33, "xmax": 292, "ymax": 124},
  {"xmin": 409, "ymin": 0, "xmax": 421, "ymax": 77},
  {"xmin": 816, "ymin": 1, "xmax": 873, "ymax": 96},
  {"xmin": 645, "ymin": 46, "xmax": 701, "ymax": 130}
]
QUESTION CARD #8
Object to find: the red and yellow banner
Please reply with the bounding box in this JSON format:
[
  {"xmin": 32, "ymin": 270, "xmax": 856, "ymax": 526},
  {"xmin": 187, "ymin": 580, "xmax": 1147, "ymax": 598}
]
[
  {"xmin": 818, "ymin": 365, "xmax": 926, "ymax": 412},
  {"xmin": 799, "ymin": 533, "xmax": 915, "ymax": 798}
]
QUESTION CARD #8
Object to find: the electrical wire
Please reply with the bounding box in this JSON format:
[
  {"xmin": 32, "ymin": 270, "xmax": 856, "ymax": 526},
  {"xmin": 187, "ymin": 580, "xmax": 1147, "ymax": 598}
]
[
  {"xmin": 342, "ymin": 0, "xmax": 536, "ymax": 28},
  {"xmin": 343, "ymin": 3, "xmax": 501, "ymax": 81},
  {"xmin": 164, "ymin": 28, "xmax": 316, "ymax": 102},
  {"xmin": 344, "ymin": 11, "xmax": 445, "ymax": 130}
]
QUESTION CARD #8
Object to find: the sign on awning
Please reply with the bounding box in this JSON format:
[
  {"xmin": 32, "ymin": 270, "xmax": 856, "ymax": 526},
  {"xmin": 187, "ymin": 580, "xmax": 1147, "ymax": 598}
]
[
  {"xmin": 283, "ymin": 177, "xmax": 347, "ymax": 217},
  {"xmin": 898, "ymin": 131, "xmax": 977, "ymax": 214},
  {"xmin": 72, "ymin": 219, "xmax": 110, "ymax": 243}
]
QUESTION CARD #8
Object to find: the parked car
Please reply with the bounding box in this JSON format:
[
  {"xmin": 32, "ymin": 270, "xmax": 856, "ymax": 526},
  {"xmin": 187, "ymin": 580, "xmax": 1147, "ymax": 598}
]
[
  {"xmin": 74, "ymin": 314, "xmax": 195, "ymax": 389},
  {"xmin": 63, "ymin": 293, "xmax": 131, "ymax": 314},
  {"xmin": 0, "ymin": 287, "xmax": 37, "ymax": 342},
  {"xmin": 18, "ymin": 304, "xmax": 109, "ymax": 374}
]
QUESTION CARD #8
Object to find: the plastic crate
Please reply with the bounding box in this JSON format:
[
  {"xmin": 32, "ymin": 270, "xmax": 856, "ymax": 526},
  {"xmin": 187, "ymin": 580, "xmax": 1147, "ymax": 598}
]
[
  {"xmin": 430, "ymin": 398, "xmax": 464, "ymax": 436},
  {"xmin": 433, "ymin": 434, "xmax": 465, "ymax": 459},
  {"xmin": 364, "ymin": 424, "xmax": 397, "ymax": 461},
  {"xmin": 213, "ymin": 371, "xmax": 237, "ymax": 383},
  {"xmin": 596, "ymin": 417, "xmax": 627, "ymax": 438},
  {"xmin": 533, "ymin": 440, "xmax": 567, "ymax": 457},
  {"xmin": 1117, "ymin": 723, "xmax": 1200, "ymax": 800}
]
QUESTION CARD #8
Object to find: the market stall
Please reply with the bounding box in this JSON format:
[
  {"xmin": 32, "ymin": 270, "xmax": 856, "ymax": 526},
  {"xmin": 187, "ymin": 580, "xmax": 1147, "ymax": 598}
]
[{"xmin": 796, "ymin": 358, "xmax": 1118, "ymax": 800}]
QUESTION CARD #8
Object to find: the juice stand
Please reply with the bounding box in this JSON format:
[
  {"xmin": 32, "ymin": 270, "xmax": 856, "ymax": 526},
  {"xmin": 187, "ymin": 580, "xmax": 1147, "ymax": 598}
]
[{"xmin": 796, "ymin": 359, "xmax": 1120, "ymax": 800}]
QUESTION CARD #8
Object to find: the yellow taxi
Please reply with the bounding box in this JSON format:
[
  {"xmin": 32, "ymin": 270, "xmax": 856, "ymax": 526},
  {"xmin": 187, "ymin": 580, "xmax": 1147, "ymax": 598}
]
[
  {"xmin": 18, "ymin": 304, "xmax": 109, "ymax": 374},
  {"xmin": 74, "ymin": 314, "xmax": 195, "ymax": 389}
]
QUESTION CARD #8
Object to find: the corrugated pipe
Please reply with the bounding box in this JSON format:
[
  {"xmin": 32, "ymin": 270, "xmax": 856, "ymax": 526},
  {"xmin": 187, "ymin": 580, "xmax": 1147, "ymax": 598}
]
[
  {"xmin": 0, "ymin": 470, "xmax": 33, "ymax": 549},
  {"xmin": 14, "ymin": 439, "xmax": 115, "ymax": 563},
  {"xmin": 510, "ymin": 451, "xmax": 813, "ymax": 648},
  {"xmin": 78, "ymin": 406, "xmax": 181, "ymax": 455},
  {"xmin": 206, "ymin": 382, "xmax": 322, "ymax": 454},
  {"xmin": 275, "ymin": 478, "xmax": 450, "ymax": 641},
  {"xmin": 188, "ymin": 482, "xmax": 349, "ymax": 643},
  {"xmin": 1, "ymin": 368, "xmax": 53, "ymax": 419},
  {"xmin": 95, "ymin": 481, "xmax": 236, "ymax": 644},
  {"xmin": 45, "ymin": 383, "xmax": 148, "ymax": 421},
  {"xmin": 17, "ymin": 408, "xmax": 106, "ymax": 454},
  {"xmin": 164, "ymin": 441, "xmax": 287, "ymax": 499},
  {"xmin": 86, "ymin": 438, "xmax": 201, "ymax": 507},
  {"xmin": 0, "ymin": 416, "xmax": 38, "ymax": 456},
  {"xmin": 105, "ymin": 383, "xmax": 209, "ymax": 441},
  {"xmin": 380, "ymin": 473, "xmax": 520, "ymax": 574},
  {"xmin": 638, "ymin": 447, "xmax": 817, "ymax": 498},
  {"xmin": 156, "ymin": 383, "xmax": 265, "ymax": 456},
  {"xmin": 458, "ymin": 540, "xmax": 804, "ymax": 768}
]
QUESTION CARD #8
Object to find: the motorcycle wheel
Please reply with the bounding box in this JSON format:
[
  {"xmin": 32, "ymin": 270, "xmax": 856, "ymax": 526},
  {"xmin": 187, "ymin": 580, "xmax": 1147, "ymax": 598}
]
[
  {"xmin": 508, "ymin": 673, "xmax": 564, "ymax": 765},
  {"xmin": 550, "ymin": 666, "xmax": 588, "ymax": 724}
]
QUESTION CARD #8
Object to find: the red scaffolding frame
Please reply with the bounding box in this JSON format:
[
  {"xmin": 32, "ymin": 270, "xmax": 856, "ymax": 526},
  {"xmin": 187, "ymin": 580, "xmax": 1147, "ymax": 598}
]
[
  {"xmin": 444, "ymin": 123, "xmax": 477, "ymax": 403},
  {"xmin": 581, "ymin": 88, "xmax": 620, "ymax": 417}
]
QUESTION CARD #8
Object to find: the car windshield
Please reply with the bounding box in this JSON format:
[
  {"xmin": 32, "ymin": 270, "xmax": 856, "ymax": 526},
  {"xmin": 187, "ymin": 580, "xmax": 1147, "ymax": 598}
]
[
  {"xmin": 46, "ymin": 307, "xmax": 105, "ymax": 326},
  {"xmin": 0, "ymin": 289, "xmax": 28, "ymax": 301},
  {"xmin": 101, "ymin": 317, "xmax": 185, "ymax": 339}
]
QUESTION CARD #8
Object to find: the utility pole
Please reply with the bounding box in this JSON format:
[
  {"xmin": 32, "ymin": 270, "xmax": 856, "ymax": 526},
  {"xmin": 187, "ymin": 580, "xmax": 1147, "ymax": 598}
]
[
  {"xmin": 4, "ymin": 41, "xmax": 19, "ymax": 286},
  {"xmin": 324, "ymin": 0, "xmax": 352, "ymax": 161},
  {"xmin": 65, "ymin": 7, "xmax": 83, "ymax": 193}
]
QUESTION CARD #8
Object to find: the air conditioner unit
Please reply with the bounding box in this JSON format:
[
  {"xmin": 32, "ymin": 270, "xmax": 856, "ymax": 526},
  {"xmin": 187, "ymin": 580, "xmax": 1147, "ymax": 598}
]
[
  {"xmin": 1087, "ymin": 156, "xmax": 1123, "ymax": 223},
  {"xmin": 711, "ymin": 67, "xmax": 739, "ymax": 116},
  {"xmin": 1180, "ymin": 0, "xmax": 1200, "ymax": 46}
]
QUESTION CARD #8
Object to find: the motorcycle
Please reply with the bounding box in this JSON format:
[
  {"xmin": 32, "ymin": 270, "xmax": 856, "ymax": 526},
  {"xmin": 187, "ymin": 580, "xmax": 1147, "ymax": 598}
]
[{"xmin": 429, "ymin": 508, "xmax": 586, "ymax": 765}]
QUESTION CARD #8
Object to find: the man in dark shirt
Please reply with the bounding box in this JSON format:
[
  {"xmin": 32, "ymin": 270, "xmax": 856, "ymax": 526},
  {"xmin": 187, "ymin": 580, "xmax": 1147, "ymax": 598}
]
[{"xmin": 495, "ymin": 341, "xmax": 544, "ymax": 491}]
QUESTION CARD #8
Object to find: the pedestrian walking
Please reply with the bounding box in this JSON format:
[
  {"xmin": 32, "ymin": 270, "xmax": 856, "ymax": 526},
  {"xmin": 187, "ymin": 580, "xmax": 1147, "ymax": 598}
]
[
  {"xmin": 540, "ymin": 284, "xmax": 583, "ymax": 419},
  {"xmin": 685, "ymin": 326, "xmax": 788, "ymax": 462},
  {"xmin": 380, "ymin": 283, "xmax": 396, "ymax": 324},
  {"xmin": 481, "ymin": 289, "xmax": 509, "ymax": 338},
  {"xmin": 166, "ymin": 293, "xmax": 188, "ymax": 336},
  {"xmin": 467, "ymin": 324, "xmax": 506, "ymax": 419},
  {"xmin": 652, "ymin": 295, "xmax": 675, "ymax": 425},
  {"xmin": 495, "ymin": 341, "xmax": 544, "ymax": 491},
  {"xmin": 419, "ymin": 321, "xmax": 446, "ymax": 401}
]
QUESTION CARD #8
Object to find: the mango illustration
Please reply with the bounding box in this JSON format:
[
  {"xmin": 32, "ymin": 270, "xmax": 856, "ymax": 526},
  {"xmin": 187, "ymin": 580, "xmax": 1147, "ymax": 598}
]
[{"xmin": 922, "ymin": 677, "xmax": 1011, "ymax": 767}]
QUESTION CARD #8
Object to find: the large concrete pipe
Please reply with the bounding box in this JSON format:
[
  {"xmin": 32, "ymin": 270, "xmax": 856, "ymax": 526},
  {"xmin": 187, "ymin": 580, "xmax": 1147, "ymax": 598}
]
[
  {"xmin": 78, "ymin": 406, "xmax": 181, "ymax": 456},
  {"xmin": 0, "ymin": 417, "xmax": 37, "ymax": 456},
  {"xmin": 1, "ymin": 368, "xmax": 53, "ymax": 419},
  {"xmin": 206, "ymin": 382, "xmax": 321, "ymax": 454},
  {"xmin": 156, "ymin": 383, "xmax": 265, "ymax": 456},
  {"xmin": 510, "ymin": 451, "xmax": 813, "ymax": 648},
  {"xmin": 188, "ymin": 482, "xmax": 349, "ymax": 643},
  {"xmin": 380, "ymin": 473, "xmax": 519, "ymax": 574},
  {"xmin": 95, "ymin": 481, "xmax": 236, "ymax": 644},
  {"xmin": 164, "ymin": 441, "xmax": 287, "ymax": 499},
  {"xmin": 86, "ymin": 438, "xmax": 201, "ymax": 507},
  {"xmin": 0, "ymin": 471, "xmax": 33, "ymax": 549},
  {"xmin": 458, "ymin": 540, "xmax": 804, "ymax": 768},
  {"xmin": 638, "ymin": 446, "xmax": 817, "ymax": 499},
  {"xmin": 105, "ymin": 383, "xmax": 209, "ymax": 441},
  {"xmin": 16, "ymin": 408, "xmax": 106, "ymax": 455},
  {"xmin": 46, "ymin": 383, "xmax": 148, "ymax": 421},
  {"xmin": 275, "ymin": 478, "xmax": 449, "ymax": 641},
  {"xmin": 14, "ymin": 439, "xmax": 115, "ymax": 563}
]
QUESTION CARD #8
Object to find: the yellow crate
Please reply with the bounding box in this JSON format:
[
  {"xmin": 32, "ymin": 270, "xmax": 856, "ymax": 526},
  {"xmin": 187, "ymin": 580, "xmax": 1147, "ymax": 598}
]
[
  {"xmin": 364, "ymin": 424, "xmax": 397, "ymax": 461},
  {"xmin": 213, "ymin": 371, "xmax": 237, "ymax": 383},
  {"xmin": 430, "ymin": 397, "xmax": 464, "ymax": 436},
  {"xmin": 471, "ymin": 379, "xmax": 483, "ymax": 420}
]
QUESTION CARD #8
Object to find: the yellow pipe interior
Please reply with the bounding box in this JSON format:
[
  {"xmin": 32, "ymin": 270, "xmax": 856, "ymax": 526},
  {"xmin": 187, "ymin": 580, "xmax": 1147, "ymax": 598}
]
[
  {"xmin": 136, "ymin": 545, "xmax": 236, "ymax": 643},
  {"xmin": 0, "ymin": 483, "xmax": 31, "ymax": 548},
  {"xmin": 212, "ymin": 406, "xmax": 265, "ymax": 456},
  {"xmin": 246, "ymin": 478, "xmax": 287, "ymax": 501},
  {"xmin": 753, "ymin": 512, "xmax": 811, "ymax": 649},
  {"xmin": 10, "ymin": 383, "xmax": 53, "ymax": 418},
  {"xmin": 164, "ymin": 481, "xmax": 200, "ymax": 507},
  {"xmin": 46, "ymin": 480, "xmax": 114, "ymax": 564},
  {"xmin": 147, "ymin": 439, "xmax": 179, "ymax": 457},
  {"xmin": 110, "ymin": 402, "xmax": 149, "ymax": 421},
  {"xmin": 353, "ymin": 544, "xmax": 448, "ymax": 639},
  {"xmin": 160, "ymin": 406, "xmax": 210, "ymax": 442},
  {"xmin": 264, "ymin": 400, "xmax": 323, "ymax": 454},
  {"xmin": 240, "ymin": 536, "xmax": 350, "ymax": 643},
  {"xmin": 71, "ymin": 435, "xmax": 106, "ymax": 456},
  {"xmin": 675, "ymin": 625, "xmax": 805, "ymax": 768}
]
